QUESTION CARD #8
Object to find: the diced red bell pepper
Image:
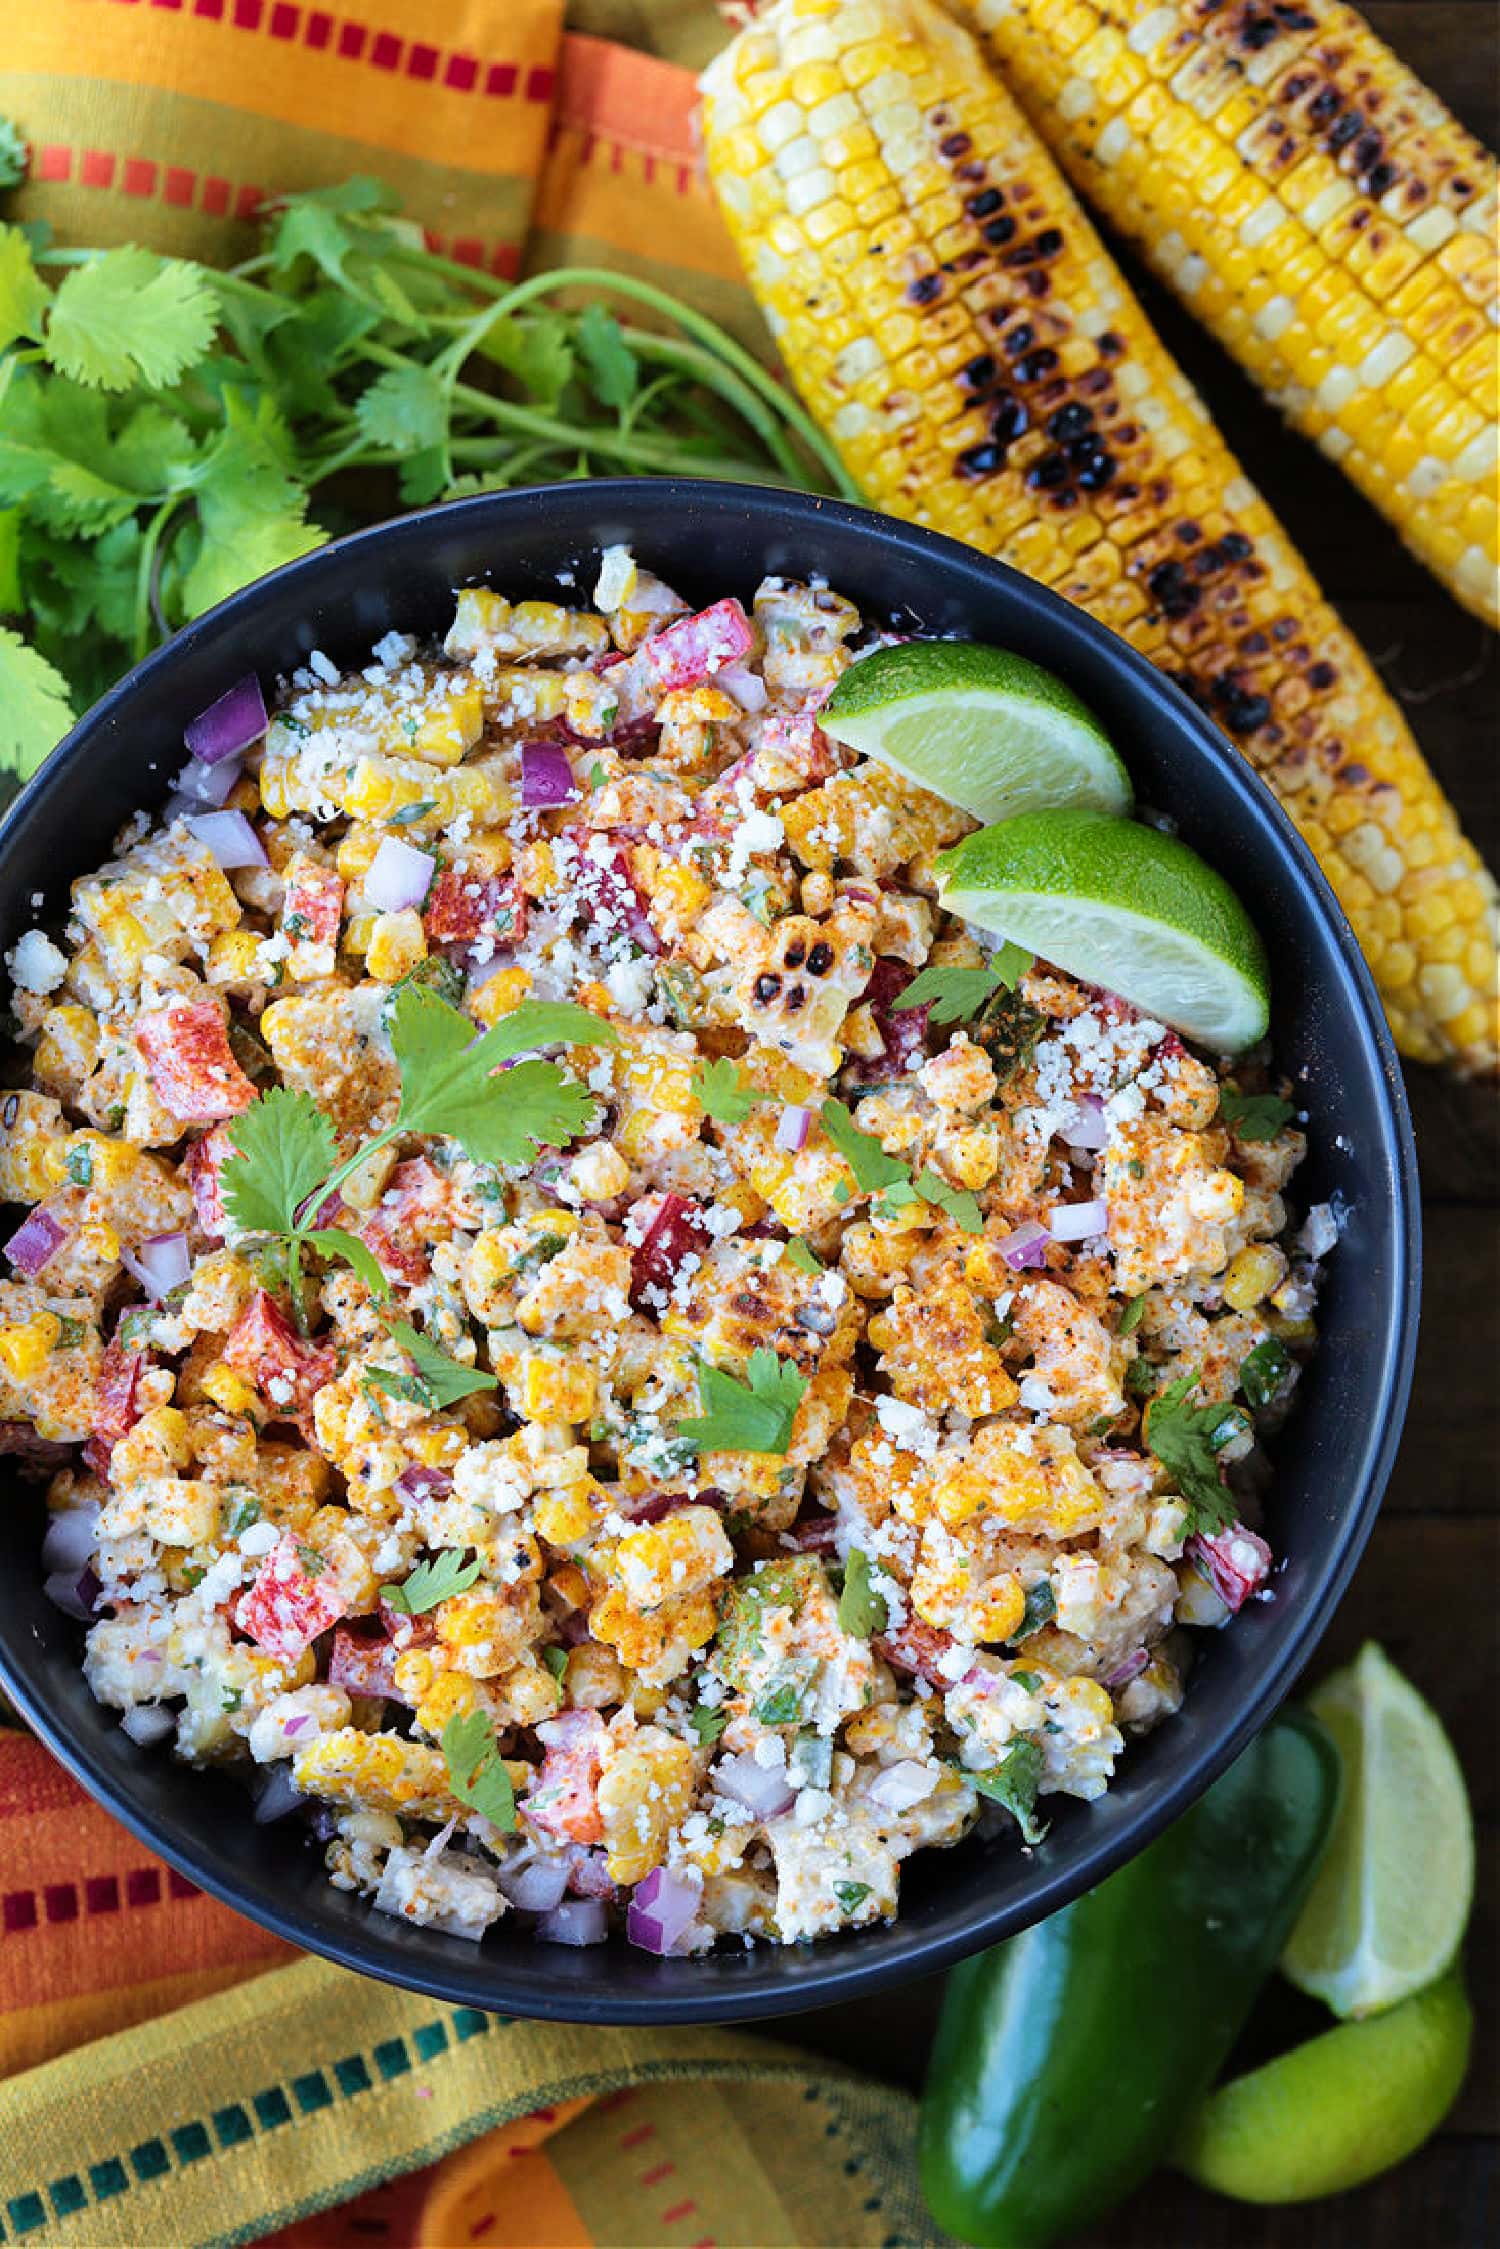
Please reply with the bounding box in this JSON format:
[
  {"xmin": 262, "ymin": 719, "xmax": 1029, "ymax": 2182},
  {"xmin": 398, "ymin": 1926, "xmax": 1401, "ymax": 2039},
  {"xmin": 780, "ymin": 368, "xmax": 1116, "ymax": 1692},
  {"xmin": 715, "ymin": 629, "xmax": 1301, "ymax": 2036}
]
[
  {"xmin": 83, "ymin": 1335, "xmax": 150, "ymax": 1479},
  {"xmin": 136, "ymin": 1000, "xmax": 256, "ymax": 1124},
  {"xmin": 223, "ymin": 1291, "xmax": 336, "ymax": 1427},
  {"xmin": 234, "ymin": 1534, "xmax": 347, "ymax": 1662},
  {"xmin": 184, "ymin": 1123, "xmax": 234, "ymax": 1242},
  {"xmin": 328, "ymin": 1623, "xmax": 411, "ymax": 1703},
  {"xmin": 424, "ymin": 868, "xmax": 527, "ymax": 956},
  {"xmin": 862, "ymin": 957, "xmax": 929, "ymax": 1074},
  {"xmin": 875, "ymin": 1618, "xmax": 960, "ymax": 1687},
  {"xmin": 526, "ymin": 1709, "xmax": 608, "ymax": 1846},
  {"xmin": 639, "ymin": 598, "xmax": 754, "ymax": 693},
  {"xmin": 1187, "ymin": 1525, "xmax": 1273, "ymax": 1613},
  {"xmin": 357, "ymin": 1158, "xmax": 452, "ymax": 1287},
  {"xmin": 281, "ymin": 862, "xmax": 343, "ymax": 952},
  {"xmin": 628, "ymin": 1192, "xmax": 710, "ymax": 1312}
]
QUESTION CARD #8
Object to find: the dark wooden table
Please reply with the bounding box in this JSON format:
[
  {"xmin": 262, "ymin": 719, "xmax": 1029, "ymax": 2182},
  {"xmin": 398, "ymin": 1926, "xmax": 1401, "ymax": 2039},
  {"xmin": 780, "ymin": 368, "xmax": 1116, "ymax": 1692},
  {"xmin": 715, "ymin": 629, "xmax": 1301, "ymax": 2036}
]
[{"xmin": 767, "ymin": 4, "xmax": 1499, "ymax": 2238}]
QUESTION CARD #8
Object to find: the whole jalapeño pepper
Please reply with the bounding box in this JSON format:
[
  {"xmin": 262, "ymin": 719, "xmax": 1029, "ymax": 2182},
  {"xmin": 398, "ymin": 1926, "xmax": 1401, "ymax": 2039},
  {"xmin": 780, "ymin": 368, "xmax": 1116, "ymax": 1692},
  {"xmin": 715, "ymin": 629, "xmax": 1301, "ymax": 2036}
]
[{"xmin": 919, "ymin": 1707, "xmax": 1339, "ymax": 2247}]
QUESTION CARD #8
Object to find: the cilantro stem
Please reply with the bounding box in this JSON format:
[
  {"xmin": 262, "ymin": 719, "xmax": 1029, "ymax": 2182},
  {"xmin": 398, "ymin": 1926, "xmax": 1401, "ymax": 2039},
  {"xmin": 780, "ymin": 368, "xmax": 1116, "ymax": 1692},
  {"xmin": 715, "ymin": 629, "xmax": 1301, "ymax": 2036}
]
[{"xmin": 132, "ymin": 498, "xmax": 181, "ymax": 662}]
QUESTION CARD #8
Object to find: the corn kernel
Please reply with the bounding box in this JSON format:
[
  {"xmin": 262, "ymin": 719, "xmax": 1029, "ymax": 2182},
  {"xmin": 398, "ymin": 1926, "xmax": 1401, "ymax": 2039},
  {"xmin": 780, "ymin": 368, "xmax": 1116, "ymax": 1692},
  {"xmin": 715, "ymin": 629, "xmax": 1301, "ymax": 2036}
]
[
  {"xmin": 534, "ymin": 1484, "xmax": 601, "ymax": 1546},
  {"xmin": 520, "ymin": 1357, "xmax": 597, "ymax": 1424},
  {"xmin": 201, "ymin": 1362, "xmax": 258, "ymax": 1417},
  {"xmin": 206, "ymin": 929, "xmax": 267, "ymax": 987},
  {"xmin": 365, "ymin": 909, "xmax": 428, "ymax": 985},
  {"xmin": 0, "ymin": 1313, "xmax": 61, "ymax": 1382},
  {"xmin": 1222, "ymin": 1243, "xmax": 1288, "ymax": 1311},
  {"xmin": 467, "ymin": 965, "xmax": 532, "ymax": 1026},
  {"xmin": 971, "ymin": 1573, "xmax": 1026, "ymax": 1643}
]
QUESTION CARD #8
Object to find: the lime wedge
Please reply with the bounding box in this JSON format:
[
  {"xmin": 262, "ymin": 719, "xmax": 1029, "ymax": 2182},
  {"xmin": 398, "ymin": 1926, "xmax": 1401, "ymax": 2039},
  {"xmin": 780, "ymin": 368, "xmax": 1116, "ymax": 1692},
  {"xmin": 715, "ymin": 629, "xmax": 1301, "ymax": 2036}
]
[
  {"xmin": 820, "ymin": 642, "xmax": 1131, "ymax": 825},
  {"xmin": 1282, "ymin": 1642, "xmax": 1475, "ymax": 2018},
  {"xmin": 1174, "ymin": 1969, "xmax": 1472, "ymax": 2202},
  {"xmin": 935, "ymin": 807, "xmax": 1269, "ymax": 1052}
]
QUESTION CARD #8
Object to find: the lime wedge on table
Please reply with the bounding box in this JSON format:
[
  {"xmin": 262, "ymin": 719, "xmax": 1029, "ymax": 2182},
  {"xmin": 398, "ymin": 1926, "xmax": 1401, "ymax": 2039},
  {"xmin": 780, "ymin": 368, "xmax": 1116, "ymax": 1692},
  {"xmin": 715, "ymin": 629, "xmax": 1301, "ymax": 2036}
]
[
  {"xmin": 1281, "ymin": 1642, "xmax": 1475, "ymax": 2018},
  {"xmin": 1174, "ymin": 1969, "xmax": 1472, "ymax": 2203},
  {"xmin": 935, "ymin": 807, "xmax": 1269, "ymax": 1051},
  {"xmin": 819, "ymin": 641, "xmax": 1132, "ymax": 824}
]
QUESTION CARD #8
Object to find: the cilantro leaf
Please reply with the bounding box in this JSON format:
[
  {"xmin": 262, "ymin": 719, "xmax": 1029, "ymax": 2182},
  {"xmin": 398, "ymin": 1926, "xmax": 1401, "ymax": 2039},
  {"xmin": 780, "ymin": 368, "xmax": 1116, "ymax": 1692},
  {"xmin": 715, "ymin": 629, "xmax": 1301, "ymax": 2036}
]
[
  {"xmin": 542, "ymin": 1644, "xmax": 569, "ymax": 1684},
  {"xmin": 1143, "ymin": 1371, "xmax": 1249, "ymax": 1536},
  {"xmin": 476, "ymin": 311, "xmax": 574, "ymax": 408},
  {"xmin": 833, "ymin": 1880, "xmax": 871, "ymax": 1912},
  {"xmin": 575, "ymin": 305, "xmax": 639, "ymax": 408},
  {"xmin": 837, "ymin": 1547, "xmax": 888, "ymax": 1639},
  {"xmin": 785, "ymin": 1237, "xmax": 823, "ymax": 1277},
  {"xmin": 354, "ymin": 364, "xmax": 447, "ymax": 455},
  {"xmin": 678, "ymin": 1347, "xmax": 807, "ymax": 1457},
  {"xmin": 373, "ymin": 1321, "xmax": 497, "ymax": 1411},
  {"xmin": 1118, "ymin": 1293, "xmax": 1147, "ymax": 1337},
  {"xmin": 45, "ymin": 249, "xmax": 217, "ymax": 392},
  {"xmin": 693, "ymin": 1056, "xmax": 757, "ymax": 1125},
  {"xmin": 0, "ymin": 120, "xmax": 28, "ymax": 192},
  {"xmin": 1219, "ymin": 1085, "xmax": 1296, "ymax": 1142},
  {"xmin": 820, "ymin": 1099, "xmax": 908, "ymax": 1195},
  {"xmin": 0, "ymin": 225, "xmax": 48, "ymax": 355},
  {"xmin": 382, "ymin": 1549, "xmax": 483, "ymax": 1614},
  {"xmin": 305, "ymin": 1226, "xmax": 391, "ymax": 1301},
  {"xmin": 441, "ymin": 1710, "xmax": 516, "ymax": 1830},
  {"xmin": 913, "ymin": 1167, "xmax": 982, "ymax": 1234},
  {"xmin": 0, "ymin": 626, "xmax": 74, "ymax": 777},
  {"xmin": 973, "ymin": 1736, "xmax": 1048, "ymax": 1845},
  {"xmin": 388, "ymin": 986, "xmax": 610, "ymax": 1168},
  {"xmin": 181, "ymin": 389, "xmax": 324, "ymax": 618},
  {"xmin": 1007, "ymin": 1581, "xmax": 1056, "ymax": 1644},
  {"xmin": 893, "ymin": 943, "xmax": 1031, "ymax": 1025},
  {"xmin": 689, "ymin": 1701, "xmax": 729, "ymax": 1745},
  {"xmin": 220, "ymin": 1087, "xmax": 337, "ymax": 1238}
]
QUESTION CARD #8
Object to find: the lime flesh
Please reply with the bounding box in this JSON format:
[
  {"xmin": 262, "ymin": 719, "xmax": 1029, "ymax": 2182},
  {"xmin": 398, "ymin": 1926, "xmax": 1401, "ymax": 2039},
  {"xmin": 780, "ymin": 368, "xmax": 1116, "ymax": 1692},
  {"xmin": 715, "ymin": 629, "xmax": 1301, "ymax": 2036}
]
[
  {"xmin": 936, "ymin": 806, "xmax": 1270, "ymax": 1052},
  {"xmin": 1174, "ymin": 1969, "xmax": 1472, "ymax": 2203},
  {"xmin": 820, "ymin": 641, "xmax": 1131, "ymax": 825},
  {"xmin": 1282, "ymin": 1641, "xmax": 1475, "ymax": 2018}
]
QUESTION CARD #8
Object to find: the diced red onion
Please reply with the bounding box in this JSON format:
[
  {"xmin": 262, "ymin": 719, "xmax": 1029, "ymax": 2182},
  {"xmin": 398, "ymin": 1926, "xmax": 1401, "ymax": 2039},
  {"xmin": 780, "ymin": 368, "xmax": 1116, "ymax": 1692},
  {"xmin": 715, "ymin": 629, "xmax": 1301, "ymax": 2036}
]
[
  {"xmin": 253, "ymin": 1767, "xmax": 305, "ymax": 1824},
  {"xmin": 520, "ymin": 740, "xmax": 580, "ymax": 809},
  {"xmin": 868, "ymin": 1760, "xmax": 934, "ymax": 1813},
  {"xmin": 174, "ymin": 754, "xmax": 244, "ymax": 808},
  {"xmin": 394, "ymin": 1464, "xmax": 453, "ymax": 1506},
  {"xmin": 184, "ymin": 673, "xmax": 267, "ymax": 766},
  {"xmin": 565, "ymin": 1847, "xmax": 618, "ymax": 1901},
  {"xmin": 998, "ymin": 1220, "xmax": 1049, "ymax": 1272},
  {"xmin": 775, "ymin": 1105, "xmax": 812, "ymax": 1154},
  {"xmin": 44, "ymin": 1569, "xmax": 97, "ymax": 1621},
  {"xmin": 5, "ymin": 1206, "xmax": 67, "ymax": 1277},
  {"xmin": 537, "ymin": 1897, "xmax": 609, "ymax": 1947},
  {"xmin": 1063, "ymin": 1095, "xmax": 1108, "ymax": 1151},
  {"xmin": 41, "ymin": 1503, "xmax": 100, "ymax": 1576},
  {"xmin": 1048, "ymin": 1199, "xmax": 1109, "ymax": 1243},
  {"xmin": 187, "ymin": 810, "xmax": 268, "ymax": 871},
  {"xmin": 625, "ymin": 1864, "xmax": 705, "ymax": 1956},
  {"xmin": 365, "ymin": 835, "xmax": 436, "ymax": 914},
  {"xmin": 720, "ymin": 664, "xmax": 767, "ymax": 712},
  {"xmin": 1103, "ymin": 1648, "xmax": 1150, "ymax": 1692},
  {"xmin": 713, "ymin": 1752, "xmax": 795, "ymax": 1822},
  {"xmin": 497, "ymin": 1854, "xmax": 571, "ymax": 1914},
  {"xmin": 280, "ymin": 1712, "xmax": 312, "ymax": 1739},
  {"xmin": 120, "ymin": 1704, "xmax": 175, "ymax": 1747},
  {"xmin": 121, "ymin": 1231, "xmax": 191, "ymax": 1301},
  {"xmin": 1188, "ymin": 1526, "xmax": 1273, "ymax": 1614}
]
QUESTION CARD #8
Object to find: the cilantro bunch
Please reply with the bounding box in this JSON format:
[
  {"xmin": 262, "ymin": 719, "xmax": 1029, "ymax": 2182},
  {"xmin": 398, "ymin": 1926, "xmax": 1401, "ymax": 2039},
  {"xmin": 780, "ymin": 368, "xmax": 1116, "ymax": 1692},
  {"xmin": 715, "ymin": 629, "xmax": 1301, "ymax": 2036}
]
[{"xmin": 0, "ymin": 164, "xmax": 857, "ymax": 781}]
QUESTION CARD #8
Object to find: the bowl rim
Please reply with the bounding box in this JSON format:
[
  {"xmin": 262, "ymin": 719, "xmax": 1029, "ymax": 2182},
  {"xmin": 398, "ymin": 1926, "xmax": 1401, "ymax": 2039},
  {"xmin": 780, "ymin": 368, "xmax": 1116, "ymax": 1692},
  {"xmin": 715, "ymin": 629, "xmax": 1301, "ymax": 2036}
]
[{"xmin": 0, "ymin": 478, "xmax": 1421, "ymax": 2021}]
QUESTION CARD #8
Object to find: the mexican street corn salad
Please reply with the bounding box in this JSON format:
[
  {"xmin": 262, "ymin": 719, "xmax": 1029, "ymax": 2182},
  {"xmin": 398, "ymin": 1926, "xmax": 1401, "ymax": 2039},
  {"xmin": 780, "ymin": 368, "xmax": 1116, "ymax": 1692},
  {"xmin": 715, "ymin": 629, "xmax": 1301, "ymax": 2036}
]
[{"xmin": 0, "ymin": 554, "xmax": 1333, "ymax": 1953}]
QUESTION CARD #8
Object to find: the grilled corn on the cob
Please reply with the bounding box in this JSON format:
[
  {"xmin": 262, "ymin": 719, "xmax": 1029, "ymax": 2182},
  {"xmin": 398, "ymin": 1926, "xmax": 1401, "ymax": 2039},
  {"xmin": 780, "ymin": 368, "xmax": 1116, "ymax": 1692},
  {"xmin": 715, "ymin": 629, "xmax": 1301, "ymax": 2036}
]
[
  {"xmin": 955, "ymin": 0, "xmax": 1498, "ymax": 627},
  {"xmin": 701, "ymin": 0, "xmax": 1500, "ymax": 1073}
]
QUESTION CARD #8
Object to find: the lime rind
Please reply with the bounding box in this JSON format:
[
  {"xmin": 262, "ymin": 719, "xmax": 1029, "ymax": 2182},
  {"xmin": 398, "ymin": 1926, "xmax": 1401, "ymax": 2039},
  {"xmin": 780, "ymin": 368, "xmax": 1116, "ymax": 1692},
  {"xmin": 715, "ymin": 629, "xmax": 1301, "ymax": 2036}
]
[
  {"xmin": 821, "ymin": 641, "xmax": 1132, "ymax": 826},
  {"xmin": 935, "ymin": 807, "xmax": 1270, "ymax": 1052},
  {"xmin": 1282, "ymin": 1642, "xmax": 1475, "ymax": 2019}
]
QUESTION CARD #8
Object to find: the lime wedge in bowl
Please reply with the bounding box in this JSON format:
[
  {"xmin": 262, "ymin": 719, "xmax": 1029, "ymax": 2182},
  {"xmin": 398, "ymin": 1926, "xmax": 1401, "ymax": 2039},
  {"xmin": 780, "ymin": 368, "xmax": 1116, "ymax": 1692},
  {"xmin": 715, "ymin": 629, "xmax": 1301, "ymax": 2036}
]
[
  {"xmin": 1282, "ymin": 1642, "xmax": 1475, "ymax": 2019},
  {"xmin": 820, "ymin": 641, "xmax": 1132, "ymax": 824},
  {"xmin": 935, "ymin": 807, "xmax": 1270, "ymax": 1052}
]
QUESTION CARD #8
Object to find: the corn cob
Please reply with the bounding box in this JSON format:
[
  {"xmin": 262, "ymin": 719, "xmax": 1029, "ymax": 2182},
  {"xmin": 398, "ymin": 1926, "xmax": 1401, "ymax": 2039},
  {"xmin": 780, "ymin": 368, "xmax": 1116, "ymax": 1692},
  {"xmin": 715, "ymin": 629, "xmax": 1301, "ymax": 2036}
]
[
  {"xmin": 700, "ymin": 0, "xmax": 1500, "ymax": 1073},
  {"xmin": 954, "ymin": 0, "xmax": 1498, "ymax": 627}
]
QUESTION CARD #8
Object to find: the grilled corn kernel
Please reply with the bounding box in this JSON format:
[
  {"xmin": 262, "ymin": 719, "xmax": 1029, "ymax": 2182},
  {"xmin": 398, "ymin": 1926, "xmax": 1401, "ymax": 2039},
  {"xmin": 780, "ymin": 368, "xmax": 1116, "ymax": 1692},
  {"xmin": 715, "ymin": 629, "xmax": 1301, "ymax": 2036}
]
[
  {"xmin": 1222, "ymin": 1243, "xmax": 1290, "ymax": 1311},
  {"xmin": 520, "ymin": 1357, "xmax": 597, "ymax": 1425},
  {"xmin": 0, "ymin": 1312, "xmax": 61, "ymax": 1382},
  {"xmin": 365, "ymin": 910, "xmax": 427, "ymax": 985},
  {"xmin": 971, "ymin": 1573, "xmax": 1027, "ymax": 1643},
  {"xmin": 200, "ymin": 1362, "xmax": 258, "ymax": 1417},
  {"xmin": 534, "ymin": 1484, "xmax": 600, "ymax": 1547},
  {"xmin": 467, "ymin": 966, "xmax": 532, "ymax": 1026}
]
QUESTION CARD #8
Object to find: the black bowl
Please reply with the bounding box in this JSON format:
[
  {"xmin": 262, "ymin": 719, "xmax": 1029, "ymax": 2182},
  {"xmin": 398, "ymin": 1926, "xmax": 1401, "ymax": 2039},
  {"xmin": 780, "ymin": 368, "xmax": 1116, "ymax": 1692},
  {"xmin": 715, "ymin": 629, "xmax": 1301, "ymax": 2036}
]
[{"xmin": 0, "ymin": 482, "xmax": 1419, "ymax": 2022}]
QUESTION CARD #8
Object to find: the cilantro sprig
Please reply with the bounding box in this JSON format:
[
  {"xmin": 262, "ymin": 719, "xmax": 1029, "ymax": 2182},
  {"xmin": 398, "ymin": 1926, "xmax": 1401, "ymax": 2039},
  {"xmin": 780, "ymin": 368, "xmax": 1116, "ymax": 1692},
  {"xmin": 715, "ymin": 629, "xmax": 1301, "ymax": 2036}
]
[
  {"xmin": 820, "ymin": 1100, "xmax": 981, "ymax": 1232},
  {"xmin": 692, "ymin": 1057, "xmax": 758, "ymax": 1126},
  {"xmin": 0, "ymin": 166, "xmax": 857, "ymax": 784},
  {"xmin": 1219, "ymin": 1085, "xmax": 1297, "ymax": 1142},
  {"xmin": 221, "ymin": 989, "xmax": 614, "ymax": 1306},
  {"xmin": 382, "ymin": 1549, "xmax": 483, "ymax": 1614},
  {"xmin": 440, "ymin": 1710, "xmax": 516, "ymax": 1831},
  {"xmin": 1143, "ymin": 1370, "xmax": 1250, "ymax": 1537},
  {"xmin": 837, "ymin": 1548, "xmax": 889, "ymax": 1639},
  {"xmin": 892, "ymin": 942, "xmax": 1032, "ymax": 1026},
  {"xmin": 678, "ymin": 1347, "xmax": 808, "ymax": 1457},
  {"xmin": 973, "ymin": 1736, "xmax": 1048, "ymax": 1846},
  {"xmin": 364, "ymin": 1323, "xmax": 498, "ymax": 1413}
]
